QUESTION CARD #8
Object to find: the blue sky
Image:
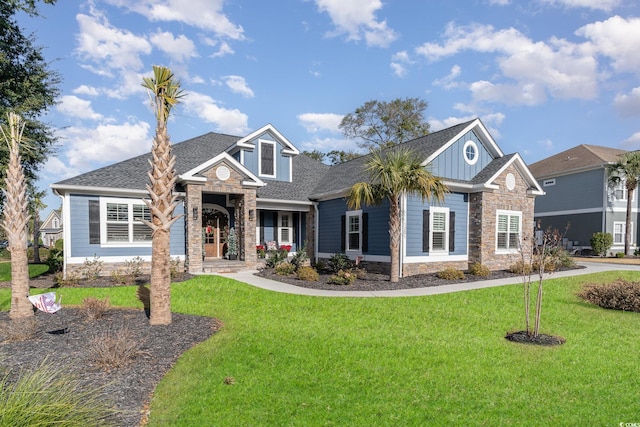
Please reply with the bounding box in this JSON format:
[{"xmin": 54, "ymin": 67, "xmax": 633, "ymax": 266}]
[{"xmin": 16, "ymin": 0, "xmax": 640, "ymax": 212}]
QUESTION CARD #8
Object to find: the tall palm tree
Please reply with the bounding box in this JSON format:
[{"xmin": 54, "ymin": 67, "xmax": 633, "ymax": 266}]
[
  {"xmin": 607, "ymin": 151, "xmax": 640, "ymax": 256},
  {"xmin": 141, "ymin": 66, "xmax": 185, "ymax": 326},
  {"xmin": 0, "ymin": 112, "xmax": 33, "ymax": 319},
  {"xmin": 348, "ymin": 148, "xmax": 447, "ymax": 282}
]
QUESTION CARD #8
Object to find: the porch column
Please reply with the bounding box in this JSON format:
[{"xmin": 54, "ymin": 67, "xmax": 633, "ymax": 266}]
[
  {"xmin": 242, "ymin": 190, "xmax": 258, "ymax": 266},
  {"xmin": 186, "ymin": 184, "xmax": 203, "ymax": 274}
]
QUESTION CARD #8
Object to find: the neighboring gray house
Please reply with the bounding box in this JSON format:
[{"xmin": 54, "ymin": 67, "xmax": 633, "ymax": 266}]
[
  {"xmin": 529, "ymin": 144, "xmax": 639, "ymax": 253},
  {"xmin": 39, "ymin": 209, "xmax": 63, "ymax": 247},
  {"xmin": 51, "ymin": 119, "xmax": 543, "ymax": 277}
]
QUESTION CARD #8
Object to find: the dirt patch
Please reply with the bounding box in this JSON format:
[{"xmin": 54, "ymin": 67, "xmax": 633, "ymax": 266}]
[{"xmin": 505, "ymin": 330, "xmax": 566, "ymax": 346}]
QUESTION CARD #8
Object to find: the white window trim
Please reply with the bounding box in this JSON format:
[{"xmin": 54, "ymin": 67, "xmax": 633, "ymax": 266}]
[
  {"xmin": 346, "ymin": 209, "xmax": 362, "ymax": 254},
  {"xmin": 613, "ymin": 221, "xmax": 633, "ymax": 245},
  {"xmin": 613, "ymin": 180, "xmax": 635, "ymax": 202},
  {"xmin": 259, "ymin": 139, "xmax": 276, "ymax": 178},
  {"xmin": 463, "ymin": 140, "xmax": 479, "ymax": 165},
  {"xmin": 496, "ymin": 209, "xmax": 522, "ymax": 253},
  {"xmin": 278, "ymin": 212, "xmax": 292, "ymax": 245},
  {"xmin": 430, "ymin": 207, "xmax": 449, "ymax": 253},
  {"xmin": 99, "ymin": 197, "xmax": 152, "ymax": 247}
]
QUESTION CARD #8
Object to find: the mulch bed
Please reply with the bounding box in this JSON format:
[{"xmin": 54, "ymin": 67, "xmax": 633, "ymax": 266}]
[
  {"xmin": 0, "ymin": 273, "xmax": 220, "ymax": 427},
  {"xmin": 505, "ymin": 330, "xmax": 566, "ymax": 346}
]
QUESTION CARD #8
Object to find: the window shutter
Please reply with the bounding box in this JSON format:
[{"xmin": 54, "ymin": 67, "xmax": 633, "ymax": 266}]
[
  {"xmin": 449, "ymin": 211, "xmax": 455, "ymax": 252},
  {"xmin": 422, "ymin": 210, "xmax": 430, "ymax": 252},
  {"xmin": 341, "ymin": 215, "xmax": 346, "ymax": 252},
  {"xmin": 89, "ymin": 200, "xmax": 100, "ymax": 244},
  {"xmin": 362, "ymin": 212, "xmax": 368, "ymax": 252}
]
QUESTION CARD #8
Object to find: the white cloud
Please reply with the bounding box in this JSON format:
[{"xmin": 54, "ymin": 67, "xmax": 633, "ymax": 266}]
[
  {"xmin": 105, "ymin": 0, "xmax": 244, "ymax": 40},
  {"xmin": 150, "ymin": 31, "xmax": 198, "ymax": 63},
  {"xmin": 297, "ymin": 113, "xmax": 344, "ymax": 133},
  {"xmin": 298, "ymin": 136, "xmax": 359, "ymax": 154},
  {"xmin": 72, "ymin": 85, "xmax": 100, "ymax": 96},
  {"xmin": 416, "ymin": 22, "xmax": 598, "ymax": 105},
  {"xmin": 390, "ymin": 51, "xmax": 413, "ymax": 77},
  {"xmin": 314, "ymin": 0, "xmax": 397, "ymax": 47},
  {"xmin": 613, "ymin": 87, "xmax": 640, "ymax": 117},
  {"xmin": 59, "ymin": 121, "xmax": 151, "ymax": 172},
  {"xmin": 433, "ymin": 65, "xmax": 462, "ymax": 89},
  {"xmin": 540, "ymin": 0, "xmax": 621, "ymax": 12},
  {"xmin": 577, "ymin": 16, "xmax": 640, "ymax": 75},
  {"xmin": 182, "ymin": 91, "xmax": 249, "ymax": 135},
  {"xmin": 57, "ymin": 96, "xmax": 103, "ymax": 120},
  {"xmin": 487, "ymin": 0, "xmax": 510, "ymax": 5},
  {"xmin": 621, "ymin": 131, "xmax": 640, "ymax": 149},
  {"xmin": 223, "ymin": 75, "xmax": 255, "ymax": 98},
  {"xmin": 75, "ymin": 11, "xmax": 152, "ymax": 72}
]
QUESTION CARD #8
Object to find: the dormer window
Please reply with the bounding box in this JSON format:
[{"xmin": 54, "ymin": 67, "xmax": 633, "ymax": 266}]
[{"xmin": 259, "ymin": 139, "xmax": 276, "ymax": 178}]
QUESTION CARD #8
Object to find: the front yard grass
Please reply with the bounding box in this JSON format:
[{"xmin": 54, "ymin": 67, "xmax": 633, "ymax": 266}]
[
  {"xmin": 2, "ymin": 270, "xmax": 640, "ymax": 425},
  {"xmin": 0, "ymin": 263, "xmax": 49, "ymax": 281}
]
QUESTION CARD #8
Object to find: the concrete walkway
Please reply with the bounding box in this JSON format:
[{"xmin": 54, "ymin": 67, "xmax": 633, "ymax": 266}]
[{"xmin": 216, "ymin": 261, "xmax": 640, "ymax": 298}]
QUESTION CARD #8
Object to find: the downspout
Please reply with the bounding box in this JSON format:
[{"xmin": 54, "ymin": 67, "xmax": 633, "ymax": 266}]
[
  {"xmin": 399, "ymin": 192, "xmax": 406, "ymax": 279},
  {"xmin": 52, "ymin": 189, "xmax": 68, "ymax": 279},
  {"xmin": 313, "ymin": 201, "xmax": 319, "ymax": 264}
]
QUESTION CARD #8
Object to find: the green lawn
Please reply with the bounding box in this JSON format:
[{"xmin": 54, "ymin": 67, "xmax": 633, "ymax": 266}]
[
  {"xmin": 0, "ymin": 262, "xmax": 49, "ymax": 281},
  {"xmin": 2, "ymin": 271, "xmax": 639, "ymax": 425}
]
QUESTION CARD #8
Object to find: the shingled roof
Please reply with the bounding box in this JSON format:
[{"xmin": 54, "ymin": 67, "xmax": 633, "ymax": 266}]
[
  {"xmin": 309, "ymin": 120, "xmax": 475, "ymax": 198},
  {"xmin": 528, "ymin": 144, "xmax": 626, "ymax": 178}
]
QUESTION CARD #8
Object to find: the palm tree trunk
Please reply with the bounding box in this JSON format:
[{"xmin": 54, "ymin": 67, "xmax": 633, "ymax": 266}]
[
  {"xmin": 388, "ymin": 194, "xmax": 401, "ymax": 283},
  {"xmin": 33, "ymin": 213, "xmax": 41, "ymax": 263},
  {"xmin": 626, "ymin": 187, "xmax": 634, "ymax": 256},
  {"xmin": 150, "ymin": 228, "xmax": 171, "ymax": 325},
  {"xmin": 10, "ymin": 248, "xmax": 31, "ymax": 319}
]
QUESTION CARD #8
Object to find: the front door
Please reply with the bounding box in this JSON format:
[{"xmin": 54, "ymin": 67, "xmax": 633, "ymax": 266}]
[{"xmin": 203, "ymin": 206, "xmax": 229, "ymax": 258}]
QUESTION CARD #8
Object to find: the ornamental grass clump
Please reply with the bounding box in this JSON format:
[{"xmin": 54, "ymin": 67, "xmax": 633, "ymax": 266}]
[
  {"xmin": 577, "ymin": 280, "xmax": 640, "ymax": 312},
  {"xmin": 437, "ymin": 267, "xmax": 465, "ymax": 280},
  {"xmin": 275, "ymin": 262, "xmax": 296, "ymax": 276},
  {"xmin": 468, "ymin": 262, "xmax": 490, "ymax": 277},
  {"xmin": 0, "ymin": 360, "xmax": 116, "ymax": 426},
  {"xmin": 328, "ymin": 270, "xmax": 356, "ymax": 286},
  {"xmin": 296, "ymin": 266, "xmax": 319, "ymax": 281},
  {"xmin": 81, "ymin": 297, "xmax": 111, "ymax": 321},
  {"xmin": 88, "ymin": 326, "xmax": 142, "ymax": 370},
  {"xmin": 1, "ymin": 318, "xmax": 38, "ymax": 342}
]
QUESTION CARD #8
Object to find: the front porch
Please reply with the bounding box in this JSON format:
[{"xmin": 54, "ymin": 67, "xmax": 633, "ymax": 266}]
[{"xmin": 202, "ymin": 258, "xmax": 265, "ymax": 274}]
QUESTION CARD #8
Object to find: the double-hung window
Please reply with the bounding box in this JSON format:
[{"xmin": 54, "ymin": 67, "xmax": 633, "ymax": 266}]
[
  {"xmin": 101, "ymin": 198, "xmax": 152, "ymax": 245},
  {"xmin": 496, "ymin": 210, "xmax": 521, "ymax": 252},
  {"xmin": 430, "ymin": 208, "xmax": 449, "ymax": 252},
  {"xmin": 613, "ymin": 222, "xmax": 633, "ymax": 245},
  {"xmin": 346, "ymin": 210, "xmax": 362, "ymax": 252},
  {"xmin": 279, "ymin": 212, "xmax": 292, "ymax": 245}
]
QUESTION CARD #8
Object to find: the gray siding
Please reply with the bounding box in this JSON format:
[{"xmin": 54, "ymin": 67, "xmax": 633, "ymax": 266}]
[
  {"xmin": 69, "ymin": 194, "xmax": 185, "ymax": 258},
  {"xmin": 535, "ymin": 169, "xmax": 604, "ymax": 213},
  {"xmin": 405, "ymin": 192, "xmax": 468, "ymax": 256},
  {"xmin": 535, "ymin": 213, "xmax": 602, "ymax": 247},
  {"xmin": 430, "ymin": 130, "xmax": 494, "ymax": 181}
]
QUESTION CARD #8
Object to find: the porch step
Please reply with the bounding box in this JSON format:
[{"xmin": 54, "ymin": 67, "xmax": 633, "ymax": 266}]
[{"xmin": 201, "ymin": 259, "xmax": 255, "ymax": 274}]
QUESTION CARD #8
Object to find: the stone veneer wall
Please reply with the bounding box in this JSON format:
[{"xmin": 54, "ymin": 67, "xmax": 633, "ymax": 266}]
[
  {"xmin": 185, "ymin": 160, "xmax": 258, "ymax": 274},
  {"xmin": 468, "ymin": 163, "xmax": 535, "ymax": 271},
  {"xmin": 402, "ymin": 260, "xmax": 468, "ymax": 276},
  {"xmin": 66, "ymin": 259, "xmax": 185, "ymax": 278},
  {"xmin": 305, "ymin": 207, "xmax": 316, "ymax": 260}
]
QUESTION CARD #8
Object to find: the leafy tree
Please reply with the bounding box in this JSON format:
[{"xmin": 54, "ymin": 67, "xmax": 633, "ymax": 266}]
[
  {"xmin": 28, "ymin": 187, "xmax": 46, "ymax": 263},
  {"xmin": 348, "ymin": 148, "xmax": 447, "ymax": 283},
  {"xmin": 339, "ymin": 97, "xmax": 430, "ymax": 152},
  {"xmin": 302, "ymin": 149, "xmax": 362, "ymax": 165},
  {"xmin": 141, "ymin": 66, "xmax": 185, "ymax": 326},
  {"xmin": 1, "ymin": 113, "xmax": 33, "ymax": 319},
  {"xmin": 607, "ymin": 151, "xmax": 640, "ymax": 256},
  {"xmin": 0, "ymin": 0, "xmax": 60, "ymax": 208},
  {"xmin": 302, "ymin": 149, "xmax": 326, "ymax": 162}
]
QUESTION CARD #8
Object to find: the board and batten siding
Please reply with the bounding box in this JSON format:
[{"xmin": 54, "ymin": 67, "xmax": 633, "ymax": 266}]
[
  {"xmin": 240, "ymin": 132, "xmax": 292, "ymax": 182},
  {"xmin": 535, "ymin": 169, "xmax": 604, "ymax": 213},
  {"xmin": 405, "ymin": 192, "xmax": 468, "ymax": 256},
  {"xmin": 68, "ymin": 194, "xmax": 185, "ymax": 259},
  {"xmin": 430, "ymin": 130, "xmax": 494, "ymax": 181}
]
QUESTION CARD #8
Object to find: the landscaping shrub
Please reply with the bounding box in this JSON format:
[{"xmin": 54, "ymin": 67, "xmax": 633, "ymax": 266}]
[
  {"xmin": 616, "ymin": 252, "xmax": 625, "ymax": 258},
  {"xmin": 577, "ymin": 280, "xmax": 640, "ymax": 312},
  {"xmin": 290, "ymin": 243, "xmax": 309, "ymax": 271},
  {"xmin": 88, "ymin": 326, "xmax": 142, "ymax": 369},
  {"xmin": 170, "ymin": 256, "xmax": 183, "ymax": 279},
  {"xmin": 353, "ymin": 267, "xmax": 367, "ymax": 279},
  {"xmin": 437, "ymin": 267, "xmax": 465, "ymax": 280},
  {"xmin": 80, "ymin": 255, "xmax": 103, "ymax": 280},
  {"xmin": 265, "ymin": 249, "xmax": 288, "ymax": 269},
  {"xmin": 328, "ymin": 269, "xmax": 356, "ymax": 286},
  {"xmin": 45, "ymin": 247, "xmax": 64, "ymax": 273},
  {"xmin": 81, "ymin": 297, "xmax": 111, "ymax": 321},
  {"xmin": 275, "ymin": 262, "xmax": 296, "ymax": 276},
  {"xmin": 328, "ymin": 253, "xmax": 354, "ymax": 273},
  {"xmin": 509, "ymin": 260, "xmax": 532, "ymax": 275},
  {"xmin": 468, "ymin": 262, "xmax": 490, "ymax": 277},
  {"xmin": 54, "ymin": 271, "xmax": 80, "ymax": 288},
  {"xmin": 297, "ymin": 266, "xmax": 319, "ymax": 281},
  {"xmin": 1, "ymin": 318, "xmax": 38, "ymax": 342},
  {"xmin": 590, "ymin": 232, "xmax": 613, "ymax": 257},
  {"xmin": 0, "ymin": 360, "xmax": 116, "ymax": 426}
]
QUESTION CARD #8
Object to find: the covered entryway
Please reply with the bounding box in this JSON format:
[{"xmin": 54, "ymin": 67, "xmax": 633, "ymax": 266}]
[{"xmin": 202, "ymin": 204, "xmax": 229, "ymax": 258}]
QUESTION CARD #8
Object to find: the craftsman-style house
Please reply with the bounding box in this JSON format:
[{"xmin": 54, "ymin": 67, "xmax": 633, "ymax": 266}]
[{"xmin": 51, "ymin": 118, "xmax": 542, "ymax": 278}]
